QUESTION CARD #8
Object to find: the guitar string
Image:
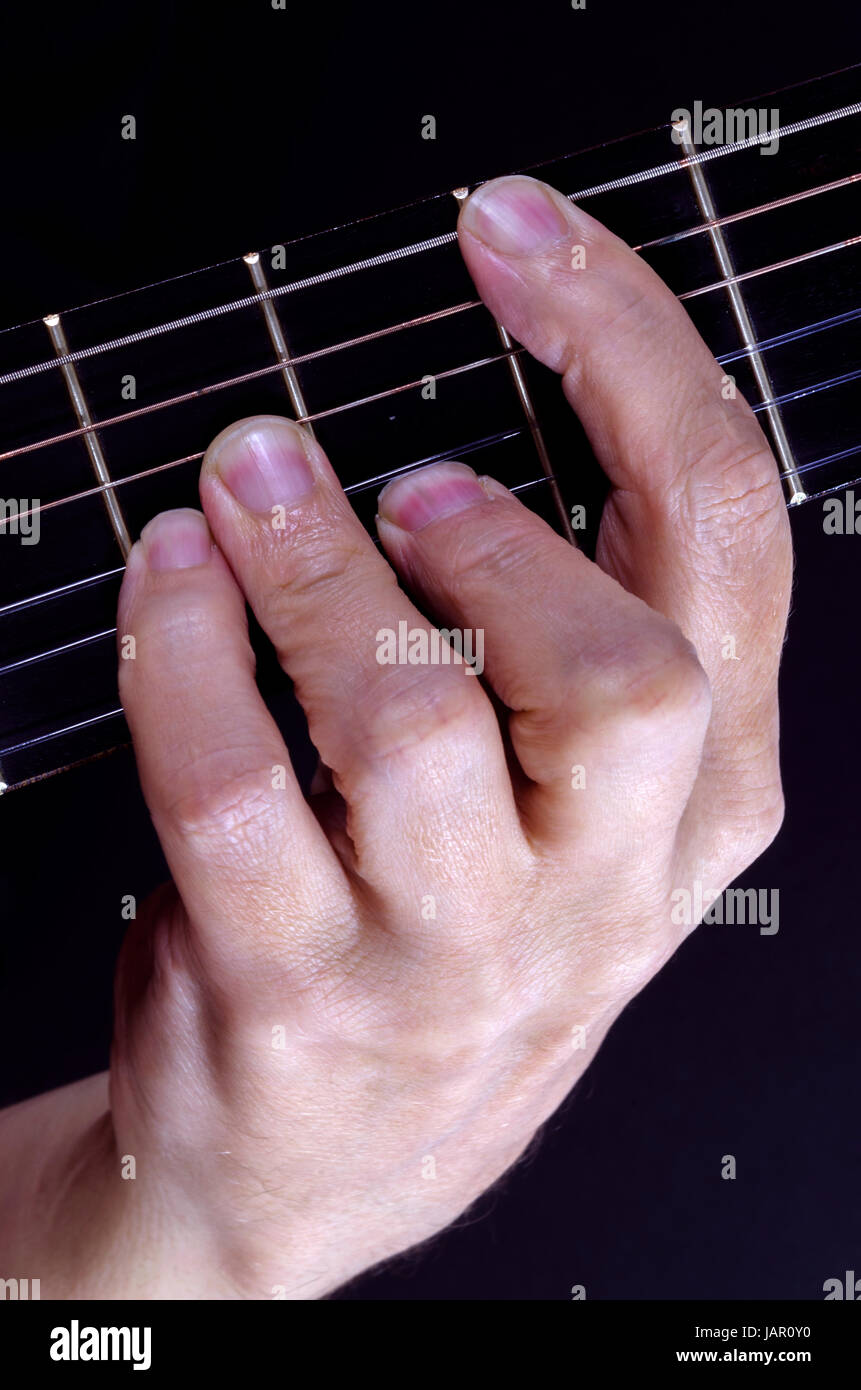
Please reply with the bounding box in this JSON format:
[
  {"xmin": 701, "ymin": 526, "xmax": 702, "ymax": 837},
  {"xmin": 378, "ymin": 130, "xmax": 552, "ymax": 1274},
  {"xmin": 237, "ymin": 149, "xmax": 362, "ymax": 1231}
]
[
  {"xmin": 3, "ymin": 410, "xmax": 859, "ymax": 629},
  {"xmin": 1, "ymin": 100, "xmax": 859, "ymax": 388},
  {"xmin": 1, "ymin": 427, "xmax": 858, "ymax": 682},
  {"xmin": 1, "ymin": 435, "xmax": 859, "ymax": 718},
  {"xmin": 0, "ymin": 428, "xmax": 527, "ymax": 619},
  {"xmin": 751, "ymin": 365, "xmax": 861, "ymax": 412},
  {"xmin": 0, "ymin": 129, "xmax": 855, "ymax": 510},
  {"xmin": 0, "ymin": 300, "xmax": 484, "ymax": 464},
  {"xmin": 3, "ymin": 414, "xmax": 856, "ymax": 706},
  {"xmin": 0, "ymin": 230, "xmax": 857, "ymax": 634},
  {"xmin": 0, "ymin": 565, "xmax": 125, "ymax": 617},
  {"xmin": 677, "ymin": 235, "xmax": 860, "ymax": 300},
  {"xmin": 0, "ymin": 97, "xmax": 857, "ymax": 350},
  {"xmin": 0, "ymin": 469, "xmax": 548, "ymax": 717},
  {"xmin": 4, "ymin": 285, "xmax": 860, "ymax": 471},
  {"xmin": 0, "ymin": 428, "xmax": 534, "ymax": 675},
  {"xmin": 2, "ymin": 294, "xmax": 860, "ymax": 535},
  {"xmin": 0, "ymin": 707, "xmax": 127, "ymax": 757},
  {"xmin": 0, "ymin": 227, "xmax": 858, "ymax": 486},
  {"xmin": 557, "ymin": 102, "xmax": 861, "ymax": 200},
  {"xmin": 631, "ymin": 172, "xmax": 861, "ymax": 250},
  {"xmin": 0, "ymin": 350, "xmax": 527, "ymax": 528},
  {"xmin": 0, "ymin": 435, "xmax": 536, "ymax": 675},
  {"xmin": 0, "ymin": 210, "xmax": 855, "ymax": 391},
  {"xmin": 717, "ymin": 304, "xmax": 861, "ymax": 365}
]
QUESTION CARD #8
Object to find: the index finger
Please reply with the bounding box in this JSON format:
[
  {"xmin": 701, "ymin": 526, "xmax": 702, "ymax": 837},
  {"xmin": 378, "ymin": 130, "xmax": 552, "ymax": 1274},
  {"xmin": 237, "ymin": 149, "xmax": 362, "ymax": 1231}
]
[{"xmin": 458, "ymin": 176, "xmax": 793, "ymax": 875}]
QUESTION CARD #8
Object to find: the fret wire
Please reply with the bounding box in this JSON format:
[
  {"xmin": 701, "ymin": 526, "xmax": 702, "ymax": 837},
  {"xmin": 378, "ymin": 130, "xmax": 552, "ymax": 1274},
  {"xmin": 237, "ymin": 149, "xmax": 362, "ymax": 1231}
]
[
  {"xmin": 0, "ymin": 348, "xmax": 526, "ymax": 529},
  {"xmin": 674, "ymin": 117, "xmax": 804, "ymax": 503},
  {"xmin": 1, "ymin": 439, "xmax": 857, "ymax": 697},
  {"xmin": 451, "ymin": 184, "xmax": 573, "ymax": 541},
  {"xmin": 243, "ymin": 251, "xmax": 317, "ymax": 438},
  {"xmin": 1, "ymin": 104, "xmax": 860, "ymax": 391},
  {"xmin": 43, "ymin": 312, "xmax": 133, "ymax": 556},
  {"xmin": 0, "ymin": 300, "xmax": 482, "ymax": 465},
  {"xmin": 632, "ymin": 173, "xmax": 861, "ymax": 251}
]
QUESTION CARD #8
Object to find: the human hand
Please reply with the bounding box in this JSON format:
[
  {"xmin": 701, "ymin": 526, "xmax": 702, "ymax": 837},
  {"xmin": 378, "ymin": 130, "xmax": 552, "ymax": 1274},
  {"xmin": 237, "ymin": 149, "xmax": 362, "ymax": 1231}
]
[{"xmin": 2, "ymin": 174, "xmax": 791, "ymax": 1299}]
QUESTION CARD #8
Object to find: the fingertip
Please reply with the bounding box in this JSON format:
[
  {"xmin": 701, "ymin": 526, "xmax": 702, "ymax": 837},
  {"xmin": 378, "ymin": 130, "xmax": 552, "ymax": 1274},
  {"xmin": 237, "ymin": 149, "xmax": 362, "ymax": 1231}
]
[
  {"xmin": 377, "ymin": 461, "xmax": 488, "ymax": 533},
  {"xmin": 201, "ymin": 416, "xmax": 317, "ymax": 516},
  {"xmin": 139, "ymin": 508, "xmax": 214, "ymax": 572},
  {"xmin": 459, "ymin": 175, "xmax": 571, "ymax": 257}
]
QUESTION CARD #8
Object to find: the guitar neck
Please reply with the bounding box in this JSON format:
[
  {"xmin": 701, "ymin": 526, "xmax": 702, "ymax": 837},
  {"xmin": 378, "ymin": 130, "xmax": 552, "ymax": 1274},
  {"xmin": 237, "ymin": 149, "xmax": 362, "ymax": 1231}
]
[{"xmin": 0, "ymin": 62, "xmax": 859, "ymax": 794}]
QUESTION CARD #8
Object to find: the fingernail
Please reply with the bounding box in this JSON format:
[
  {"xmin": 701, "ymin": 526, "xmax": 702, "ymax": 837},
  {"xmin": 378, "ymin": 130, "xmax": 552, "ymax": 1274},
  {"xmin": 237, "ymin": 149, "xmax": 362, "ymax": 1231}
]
[
  {"xmin": 460, "ymin": 175, "xmax": 569, "ymax": 256},
  {"xmin": 210, "ymin": 417, "xmax": 315, "ymax": 513},
  {"xmin": 141, "ymin": 509, "xmax": 213, "ymax": 571},
  {"xmin": 378, "ymin": 461, "xmax": 487, "ymax": 532}
]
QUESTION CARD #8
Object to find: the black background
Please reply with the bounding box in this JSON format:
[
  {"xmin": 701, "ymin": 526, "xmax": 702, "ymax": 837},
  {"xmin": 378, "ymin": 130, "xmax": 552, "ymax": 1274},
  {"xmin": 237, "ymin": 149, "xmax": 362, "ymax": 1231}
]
[{"xmin": 0, "ymin": 0, "xmax": 859, "ymax": 1300}]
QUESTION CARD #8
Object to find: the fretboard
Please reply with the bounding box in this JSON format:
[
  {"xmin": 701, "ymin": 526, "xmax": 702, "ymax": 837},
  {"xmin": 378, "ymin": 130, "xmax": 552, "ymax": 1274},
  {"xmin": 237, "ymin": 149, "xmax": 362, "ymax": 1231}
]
[{"xmin": 1, "ymin": 63, "xmax": 859, "ymax": 794}]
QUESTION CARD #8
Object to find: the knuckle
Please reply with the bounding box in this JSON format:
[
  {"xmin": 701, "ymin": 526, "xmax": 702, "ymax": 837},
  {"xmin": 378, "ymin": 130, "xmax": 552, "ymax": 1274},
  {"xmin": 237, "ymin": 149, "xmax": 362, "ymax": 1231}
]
[
  {"xmin": 353, "ymin": 665, "xmax": 489, "ymax": 767},
  {"xmin": 270, "ymin": 529, "xmax": 380, "ymax": 611},
  {"xmin": 592, "ymin": 623, "xmax": 711, "ymax": 734},
  {"xmin": 119, "ymin": 604, "xmax": 219, "ymax": 674},
  {"xmin": 681, "ymin": 411, "xmax": 790, "ymax": 560},
  {"xmin": 447, "ymin": 520, "xmax": 537, "ymax": 594},
  {"xmin": 164, "ymin": 757, "xmax": 282, "ymax": 851}
]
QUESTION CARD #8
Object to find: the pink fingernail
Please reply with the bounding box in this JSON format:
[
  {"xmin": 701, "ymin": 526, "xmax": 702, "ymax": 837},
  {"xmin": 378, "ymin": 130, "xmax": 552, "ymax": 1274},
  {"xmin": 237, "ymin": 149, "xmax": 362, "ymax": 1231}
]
[
  {"xmin": 211, "ymin": 417, "xmax": 316, "ymax": 513},
  {"xmin": 460, "ymin": 175, "xmax": 569, "ymax": 255},
  {"xmin": 378, "ymin": 462, "xmax": 487, "ymax": 532},
  {"xmin": 141, "ymin": 509, "xmax": 213, "ymax": 571}
]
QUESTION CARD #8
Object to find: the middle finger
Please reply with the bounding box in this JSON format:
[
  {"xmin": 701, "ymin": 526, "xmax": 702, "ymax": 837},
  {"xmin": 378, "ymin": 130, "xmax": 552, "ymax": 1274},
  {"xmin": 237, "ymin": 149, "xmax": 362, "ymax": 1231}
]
[{"xmin": 199, "ymin": 415, "xmax": 529, "ymax": 911}]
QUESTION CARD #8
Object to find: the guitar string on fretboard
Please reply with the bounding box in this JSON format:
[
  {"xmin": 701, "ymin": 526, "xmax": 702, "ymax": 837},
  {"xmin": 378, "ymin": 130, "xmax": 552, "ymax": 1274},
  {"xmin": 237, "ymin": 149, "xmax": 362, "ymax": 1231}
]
[
  {"xmin": 0, "ymin": 95, "xmax": 857, "ymax": 543},
  {"xmin": 1, "ymin": 99, "xmax": 858, "ymax": 542},
  {"xmin": 2, "ymin": 240, "xmax": 860, "ymax": 477},
  {"xmin": 0, "ymin": 348, "xmax": 527, "ymax": 529},
  {"xmin": 0, "ymin": 175, "xmax": 859, "ymax": 534}
]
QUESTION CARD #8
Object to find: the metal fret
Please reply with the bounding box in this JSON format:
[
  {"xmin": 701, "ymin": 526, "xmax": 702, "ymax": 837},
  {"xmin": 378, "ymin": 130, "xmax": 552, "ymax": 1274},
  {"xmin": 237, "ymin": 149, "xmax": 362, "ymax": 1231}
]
[
  {"xmin": 673, "ymin": 120, "xmax": 807, "ymax": 506},
  {"xmin": 42, "ymin": 313, "xmax": 133, "ymax": 553},
  {"xmin": 243, "ymin": 252, "xmax": 316, "ymax": 439}
]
